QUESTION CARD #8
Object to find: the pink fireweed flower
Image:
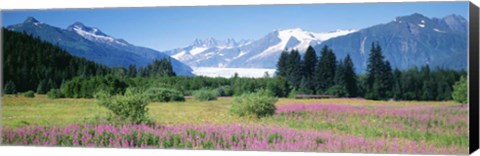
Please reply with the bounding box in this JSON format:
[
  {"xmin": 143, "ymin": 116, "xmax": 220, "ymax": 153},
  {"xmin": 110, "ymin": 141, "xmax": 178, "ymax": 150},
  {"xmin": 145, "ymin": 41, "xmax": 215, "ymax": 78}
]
[{"xmin": 1, "ymin": 122, "xmax": 467, "ymax": 155}]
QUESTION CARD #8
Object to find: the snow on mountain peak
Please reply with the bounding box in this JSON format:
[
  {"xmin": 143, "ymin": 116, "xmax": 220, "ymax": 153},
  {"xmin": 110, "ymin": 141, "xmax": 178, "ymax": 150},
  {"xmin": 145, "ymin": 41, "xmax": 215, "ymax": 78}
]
[
  {"xmin": 192, "ymin": 37, "xmax": 239, "ymax": 49},
  {"xmin": 166, "ymin": 28, "xmax": 357, "ymax": 68},
  {"xmin": 67, "ymin": 22, "xmax": 127, "ymax": 46},
  {"xmin": 252, "ymin": 28, "xmax": 357, "ymax": 60},
  {"xmin": 277, "ymin": 28, "xmax": 358, "ymax": 45},
  {"xmin": 68, "ymin": 22, "xmax": 107, "ymax": 36}
]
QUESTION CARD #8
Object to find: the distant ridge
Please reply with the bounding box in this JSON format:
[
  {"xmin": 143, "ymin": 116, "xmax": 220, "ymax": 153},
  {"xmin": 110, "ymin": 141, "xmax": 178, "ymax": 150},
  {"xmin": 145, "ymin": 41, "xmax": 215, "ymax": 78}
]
[{"xmin": 316, "ymin": 13, "xmax": 467, "ymax": 73}]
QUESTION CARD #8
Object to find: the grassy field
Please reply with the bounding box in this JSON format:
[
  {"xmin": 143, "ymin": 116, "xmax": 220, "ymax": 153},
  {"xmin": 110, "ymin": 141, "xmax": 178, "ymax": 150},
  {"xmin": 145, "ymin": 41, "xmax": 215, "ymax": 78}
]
[{"xmin": 1, "ymin": 95, "xmax": 469, "ymax": 154}]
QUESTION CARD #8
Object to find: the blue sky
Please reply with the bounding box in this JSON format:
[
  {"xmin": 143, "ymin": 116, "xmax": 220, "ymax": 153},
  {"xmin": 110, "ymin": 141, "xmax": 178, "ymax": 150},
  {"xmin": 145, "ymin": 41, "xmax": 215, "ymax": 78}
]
[{"xmin": 2, "ymin": 2, "xmax": 469, "ymax": 51}]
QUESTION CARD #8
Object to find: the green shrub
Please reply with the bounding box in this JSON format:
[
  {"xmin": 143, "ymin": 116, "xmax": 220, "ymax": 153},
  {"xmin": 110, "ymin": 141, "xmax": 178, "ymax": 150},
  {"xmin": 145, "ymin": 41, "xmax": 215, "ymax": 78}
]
[
  {"xmin": 452, "ymin": 76, "xmax": 468, "ymax": 104},
  {"xmin": 47, "ymin": 89, "xmax": 64, "ymax": 99},
  {"xmin": 267, "ymin": 76, "xmax": 290, "ymax": 97},
  {"xmin": 216, "ymin": 86, "xmax": 233, "ymax": 96},
  {"xmin": 230, "ymin": 89, "xmax": 277, "ymax": 118},
  {"xmin": 95, "ymin": 88, "xmax": 152, "ymax": 124},
  {"xmin": 144, "ymin": 87, "xmax": 185, "ymax": 102},
  {"xmin": 193, "ymin": 89, "xmax": 219, "ymax": 101},
  {"xmin": 23, "ymin": 90, "xmax": 35, "ymax": 98}
]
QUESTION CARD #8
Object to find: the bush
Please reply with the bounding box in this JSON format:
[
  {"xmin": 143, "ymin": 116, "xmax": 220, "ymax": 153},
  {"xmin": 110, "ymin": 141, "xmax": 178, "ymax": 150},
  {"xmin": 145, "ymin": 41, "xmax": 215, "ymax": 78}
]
[
  {"xmin": 23, "ymin": 91, "xmax": 35, "ymax": 98},
  {"xmin": 216, "ymin": 86, "xmax": 233, "ymax": 96},
  {"xmin": 452, "ymin": 76, "xmax": 468, "ymax": 104},
  {"xmin": 193, "ymin": 89, "xmax": 219, "ymax": 101},
  {"xmin": 47, "ymin": 89, "xmax": 64, "ymax": 99},
  {"xmin": 267, "ymin": 76, "xmax": 290, "ymax": 97},
  {"xmin": 230, "ymin": 89, "xmax": 277, "ymax": 118},
  {"xmin": 95, "ymin": 88, "xmax": 152, "ymax": 124},
  {"xmin": 144, "ymin": 87, "xmax": 185, "ymax": 102}
]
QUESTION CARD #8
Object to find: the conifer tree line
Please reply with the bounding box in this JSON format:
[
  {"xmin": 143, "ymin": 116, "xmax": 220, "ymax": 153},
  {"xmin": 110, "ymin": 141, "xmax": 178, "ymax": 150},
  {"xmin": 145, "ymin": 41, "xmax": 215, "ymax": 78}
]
[{"xmin": 275, "ymin": 42, "xmax": 466, "ymax": 100}]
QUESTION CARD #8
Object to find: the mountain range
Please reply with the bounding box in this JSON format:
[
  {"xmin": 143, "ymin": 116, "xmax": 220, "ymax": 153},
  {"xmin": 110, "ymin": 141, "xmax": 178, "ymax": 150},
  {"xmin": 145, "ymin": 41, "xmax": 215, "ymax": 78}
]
[
  {"xmin": 5, "ymin": 13, "xmax": 468, "ymax": 75},
  {"xmin": 163, "ymin": 28, "xmax": 358, "ymax": 68},
  {"xmin": 316, "ymin": 13, "xmax": 467, "ymax": 72},
  {"xmin": 6, "ymin": 17, "xmax": 194, "ymax": 76},
  {"xmin": 163, "ymin": 13, "xmax": 467, "ymax": 73}
]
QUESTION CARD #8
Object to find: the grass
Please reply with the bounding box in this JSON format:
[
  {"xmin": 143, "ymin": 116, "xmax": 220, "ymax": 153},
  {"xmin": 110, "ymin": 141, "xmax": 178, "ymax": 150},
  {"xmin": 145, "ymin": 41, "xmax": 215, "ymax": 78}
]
[
  {"xmin": 148, "ymin": 98, "xmax": 257, "ymax": 125},
  {"xmin": 1, "ymin": 94, "xmax": 469, "ymax": 154},
  {"xmin": 2, "ymin": 95, "xmax": 256, "ymax": 128},
  {"xmin": 276, "ymin": 98, "xmax": 458, "ymax": 106},
  {"xmin": 2, "ymin": 95, "xmax": 108, "ymax": 128}
]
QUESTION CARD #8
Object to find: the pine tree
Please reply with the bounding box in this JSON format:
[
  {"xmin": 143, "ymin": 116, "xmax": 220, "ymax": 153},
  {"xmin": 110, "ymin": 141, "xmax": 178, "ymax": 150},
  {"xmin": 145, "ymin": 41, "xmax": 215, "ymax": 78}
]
[
  {"xmin": 380, "ymin": 61, "xmax": 394, "ymax": 98},
  {"xmin": 303, "ymin": 46, "xmax": 317, "ymax": 77},
  {"xmin": 366, "ymin": 42, "xmax": 382, "ymax": 93},
  {"xmin": 315, "ymin": 45, "xmax": 336, "ymax": 93},
  {"xmin": 365, "ymin": 42, "xmax": 393, "ymax": 100},
  {"xmin": 286, "ymin": 49, "xmax": 303, "ymax": 89},
  {"xmin": 301, "ymin": 46, "xmax": 317, "ymax": 93},
  {"xmin": 343, "ymin": 55, "xmax": 358, "ymax": 97},
  {"xmin": 276, "ymin": 50, "xmax": 289, "ymax": 77}
]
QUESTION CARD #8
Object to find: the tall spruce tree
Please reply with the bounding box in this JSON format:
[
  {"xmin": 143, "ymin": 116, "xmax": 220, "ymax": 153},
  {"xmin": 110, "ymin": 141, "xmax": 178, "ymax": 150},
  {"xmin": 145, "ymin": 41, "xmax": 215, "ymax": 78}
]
[
  {"xmin": 276, "ymin": 50, "xmax": 290, "ymax": 77},
  {"xmin": 315, "ymin": 45, "xmax": 336, "ymax": 93},
  {"xmin": 286, "ymin": 49, "xmax": 303, "ymax": 89},
  {"xmin": 303, "ymin": 46, "xmax": 317, "ymax": 77},
  {"xmin": 301, "ymin": 46, "xmax": 318, "ymax": 93},
  {"xmin": 380, "ymin": 61, "xmax": 394, "ymax": 98},
  {"xmin": 343, "ymin": 54, "xmax": 358, "ymax": 97},
  {"xmin": 366, "ymin": 42, "xmax": 381, "ymax": 92},
  {"xmin": 365, "ymin": 42, "xmax": 393, "ymax": 100}
]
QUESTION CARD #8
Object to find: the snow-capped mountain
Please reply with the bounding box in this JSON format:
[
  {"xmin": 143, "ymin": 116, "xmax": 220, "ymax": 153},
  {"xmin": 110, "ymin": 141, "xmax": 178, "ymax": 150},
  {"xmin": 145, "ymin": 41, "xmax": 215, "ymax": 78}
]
[
  {"xmin": 165, "ymin": 13, "xmax": 467, "ymax": 73},
  {"xmin": 66, "ymin": 22, "xmax": 129, "ymax": 47},
  {"xmin": 7, "ymin": 17, "xmax": 194, "ymax": 76},
  {"xmin": 163, "ymin": 28, "xmax": 357, "ymax": 68}
]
